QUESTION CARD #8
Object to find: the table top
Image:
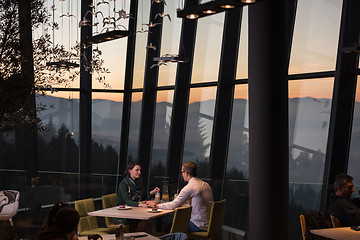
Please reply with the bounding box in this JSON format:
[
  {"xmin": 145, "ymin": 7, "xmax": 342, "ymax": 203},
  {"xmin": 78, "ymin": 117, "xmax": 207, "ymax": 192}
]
[
  {"xmin": 88, "ymin": 206, "xmax": 174, "ymax": 220},
  {"xmin": 311, "ymin": 227, "xmax": 360, "ymax": 240},
  {"xmin": 79, "ymin": 232, "xmax": 159, "ymax": 240}
]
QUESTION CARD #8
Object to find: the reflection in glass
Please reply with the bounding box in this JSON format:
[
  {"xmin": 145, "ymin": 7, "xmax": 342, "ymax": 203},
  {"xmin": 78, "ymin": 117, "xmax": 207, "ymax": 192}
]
[
  {"xmin": 227, "ymin": 85, "xmax": 249, "ymax": 179},
  {"xmin": 128, "ymin": 92, "xmax": 143, "ymax": 161},
  {"xmin": 149, "ymin": 90, "xmax": 174, "ymax": 191},
  {"xmin": 348, "ymin": 76, "xmax": 360, "ymax": 182},
  {"xmin": 288, "ymin": 79, "xmax": 333, "ymax": 240},
  {"xmin": 289, "ymin": 0, "xmax": 342, "ymax": 74},
  {"xmin": 92, "ymin": 93, "xmax": 123, "ymax": 174},
  {"xmin": 158, "ymin": 1, "xmax": 182, "ymax": 86},
  {"xmin": 133, "ymin": 0, "xmax": 150, "ymax": 89},
  {"xmin": 191, "ymin": 13, "xmax": 225, "ymax": 83},
  {"xmin": 224, "ymin": 85, "xmax": 248, "ymax": 231},
  {"xmin": 92, "ymin": 38, "xmax": 127, "ymax": 90},
  {"xmin": 37, "ymin": 91, "xmax": 80, "ymax": 172},
  {"xmin": 289, "ymin": 79, "xmax": 333, "ymax": 183},
  {"xmin": 236, "ymin": 7, "xmax": 248, "ymax": 80},
  {"xmin": 183, "ymin": 87, "xmax": 216, "ymax": 178}
]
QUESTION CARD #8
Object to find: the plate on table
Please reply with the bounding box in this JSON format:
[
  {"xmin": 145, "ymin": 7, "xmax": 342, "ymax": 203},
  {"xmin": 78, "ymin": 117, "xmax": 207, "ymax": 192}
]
[
  {"xmin": 117, "ymin": 205, "xmax": 132, "ymax": 210},
  {"xmin": 147, "ymin": 209, "xmax": 162, "ymax": 213}
]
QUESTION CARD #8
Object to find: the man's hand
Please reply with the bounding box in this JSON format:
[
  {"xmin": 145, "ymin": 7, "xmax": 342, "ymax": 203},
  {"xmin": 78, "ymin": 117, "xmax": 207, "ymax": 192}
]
[
  {"xmin": 150, "ymin": 187, "xmax": 160, "ymax": 195},
  {"xmin": 146, "ymin": 201, "xmax": 156, "ymax": 208},
  {"xmin": 138, "ymin": 203, "xmax": 148, "ymax": 208}
]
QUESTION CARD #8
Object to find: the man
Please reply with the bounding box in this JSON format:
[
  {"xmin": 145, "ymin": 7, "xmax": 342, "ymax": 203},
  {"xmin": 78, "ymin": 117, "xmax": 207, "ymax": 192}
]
[
  {"xmin": 329, "ymin": 173, "xmax": 360, "ymax": 226},
  {"xmin": 147, "ymin": 161, "xmax": 213, "ymax": 232},
  {"xmin": 37, "ymin": 207, "xmax": 80, "ymax": 240}
]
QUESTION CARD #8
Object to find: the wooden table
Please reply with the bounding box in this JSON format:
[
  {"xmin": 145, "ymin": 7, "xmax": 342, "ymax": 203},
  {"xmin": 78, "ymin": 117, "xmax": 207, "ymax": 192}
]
[
  {"xmin": 311, "ymin": 227, "xmax": 360, "ymax": 240},
  {"xmin": 88, "ymin": 206, "xmax": 174, "ymax": 220},
  {"xmin": 79, "ymin": 232, "xmax": 159, "ymax": 240}
]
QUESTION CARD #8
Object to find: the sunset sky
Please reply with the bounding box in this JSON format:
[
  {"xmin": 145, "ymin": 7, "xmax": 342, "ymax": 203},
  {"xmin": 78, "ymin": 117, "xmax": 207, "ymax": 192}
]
[{"xmin": 38, "ymin": 0, "xmax": 356, "ymax": 103}]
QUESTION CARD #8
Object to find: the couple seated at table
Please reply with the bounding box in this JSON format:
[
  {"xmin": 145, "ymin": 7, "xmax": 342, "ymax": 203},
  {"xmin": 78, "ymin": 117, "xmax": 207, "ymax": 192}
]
[
  {"xmin": 117, "ymin": 161, "xmax": 213, "ymax": 233},
  {"xmin": 329, "ymin": 173, "xmax": 360, "ymax": 227}
]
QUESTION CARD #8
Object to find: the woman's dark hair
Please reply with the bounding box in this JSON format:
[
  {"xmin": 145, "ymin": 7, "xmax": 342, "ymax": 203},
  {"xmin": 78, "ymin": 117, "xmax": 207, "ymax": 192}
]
[
  {"xmin": 41, "ymin": 201, "xmax": 70, "ymax": 230},
  {"xmin": 124, "ymin": 161, "xmax": 141, "ymax": 177},
  {"xmin": 55, "ymin": 207, "xmax": 80, "ymax": 234}
]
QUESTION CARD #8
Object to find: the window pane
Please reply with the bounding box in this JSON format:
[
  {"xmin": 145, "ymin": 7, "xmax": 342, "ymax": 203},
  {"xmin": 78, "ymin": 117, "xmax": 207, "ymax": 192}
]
[
  {"xmin": 289, "ymin": 0, "xmax": 342, "ymax": 74},
  {"xmin": 128, "ymin": 92, "xmax": 143, "ymax": 161},
  {"xmin": 158, "ymin": 1, "xmax": 181, "ymax": 87},
  {"xmin": 191, "ymin": 13, "xmax": 225, "ymax": 83},
  {"xmin": 289, "ymin": 79, "xmax": 333, "ymax": 182},
  {"xmin": 289, "ymin": 79, "xmax": 334, "ymax": 239},
  {"xmin": 92, "ymin": 93, "xmax": 123, "ymax": 174},
  {"xmin": 37, "ymin": 91, "xmax": 80, "ymax": 172},
  {"xmin": 348, "ymin": 76, "xmax": 360, "ymax": 189},
  {"xmin": 236, "ymin": 7, "xmax": 248, "ymax": 80},
  {"xmin": 133, "ymin": 0, "xmax": 151, "ymax": 89},
  {"xmin": 224, "ymin": 84, "xmax": 249, "ymax": 231},
  {"xmin": 92, "ymin": 39, "xmax": 127, "ymax": 90},
  {"xmin": 149, "ymin": 90, "xmax": 174, "ymax": 192},
  {"xmin": 183, "ymin": 87, "xmax": 216, "ymax": 178}
]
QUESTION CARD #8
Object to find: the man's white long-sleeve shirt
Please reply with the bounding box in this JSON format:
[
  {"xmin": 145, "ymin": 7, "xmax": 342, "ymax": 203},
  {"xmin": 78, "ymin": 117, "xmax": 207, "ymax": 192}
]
[{"xmin": 158, "ymin": 177, "xmax": 213, "ymax": 230}]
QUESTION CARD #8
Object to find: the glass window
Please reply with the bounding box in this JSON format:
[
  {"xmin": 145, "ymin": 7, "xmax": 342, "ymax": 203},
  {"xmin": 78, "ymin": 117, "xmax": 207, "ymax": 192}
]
[
  {"xmin": 183, "ymin": 87, "xmax": 217, "ymax": 178},
  {"xmin": 158, "ymin": 1, "xmax": 182, "ymax": 87},
  {"xmin": 92, "ymin": 38, "xmax": 127, "ymax": 90},
  {"xmin": 191, "ymin": 13, "xmax": 225, "ymax": 84},
  {"xmin": 128, "ymin": 92, "xmax": 143, "ymax": 161},
  {"xmin": 149, "ymin": 90, "xmax": 174, "ymax": 192},
  {"xmin": 37, "ymin": 91, "xmax": 80, "ymax": 172},
  {"xmin": 90, "ymin": 0, "xmax": 130, "ymax": 90},
  {"xmin": 92, "ymin": 93, "xmax": 123, "ymax": 174},
  {"xmin": 289, "ymin": 0, "xmax": 342, "ymax": 74},
  {"xmin": 288, "ymin": 78, "xmax": 334, "ymax": 239},
  {"xmin": 224, "ymin": 84, "xmax": 249, "ymax": 230},
  {"xmin": 236, "ymin": 7, "xmax": 248, "ymax": 80},
  {"xmin": 348, "ymin": 76, "xmax": 360, "ymax": 192},
  {"xmin": 133, "ymin": 0, "xmax": 151, "ymax": 89},
  {"xmin": 289, "ymin": 78, "xmax": 333, "ymax": 184}
]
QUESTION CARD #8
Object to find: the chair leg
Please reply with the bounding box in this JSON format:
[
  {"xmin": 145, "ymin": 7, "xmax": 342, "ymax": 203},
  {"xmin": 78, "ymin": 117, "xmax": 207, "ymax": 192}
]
[{"xmin": 9, "ymin": 218, "xmax": 14, "ymax": 227}]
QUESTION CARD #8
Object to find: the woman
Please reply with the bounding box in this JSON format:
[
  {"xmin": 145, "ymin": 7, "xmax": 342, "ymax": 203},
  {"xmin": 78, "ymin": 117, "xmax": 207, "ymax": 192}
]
[{"xmin": 116, "ymin": 161, "xmax": 159, "ymax": 232}]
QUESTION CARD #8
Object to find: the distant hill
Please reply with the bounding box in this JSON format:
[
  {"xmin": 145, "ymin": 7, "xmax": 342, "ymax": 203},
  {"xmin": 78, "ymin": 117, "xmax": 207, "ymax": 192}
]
[{"xmin": 36, "ymin": 94, "xmax": 360, "ymax": 183}]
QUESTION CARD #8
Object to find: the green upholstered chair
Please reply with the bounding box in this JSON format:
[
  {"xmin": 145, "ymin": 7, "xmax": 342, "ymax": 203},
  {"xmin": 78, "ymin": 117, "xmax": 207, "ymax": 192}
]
[
  {"xmin": 188, "ymin": 200, "xmax": 226, "ymax": 240},
  {"xmin": 155, "ymin": 206, "xmax": 192, "ymax": 236},
  {"xmin": 75, "ymin": 198, "xmax": 116, "ymax": 236},
  {"xmin": 102, "ymin": 193, "xmax": 129, "ymax": 232},
  {"xmin": 300, "ymin": 214, "xmax": 306, "ymax": 240},
  {"xmin": 330, "ymin": 215, "xmax": 341, "ymax": 228}
]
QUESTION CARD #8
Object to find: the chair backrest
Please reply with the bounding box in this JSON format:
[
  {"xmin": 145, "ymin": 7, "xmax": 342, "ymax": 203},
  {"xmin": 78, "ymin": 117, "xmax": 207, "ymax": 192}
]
[
  {"xmin": 206, "ymin": 199, "xmax": 226, "ymax": 236},
  {"xmin": 75, "ymin": 198, "xmax": 99, "ymax": 234},
  {"xmin": 170, "ymin": 206, "xmax": 192, "ymax": 234},
  {"xmin": 102, "ymin": 193, "xmax": 118, "ymax": 227},
  {"xmin": 0, "ymin": 190, "xmax": 19, "ymax": 221},
  {"xmin": 330, "ymin": 215, "xmax": 341, "ymax": 228},
  {"xmin": 299, "ymin": 214, "xmax": 306, "ymax": 240}
]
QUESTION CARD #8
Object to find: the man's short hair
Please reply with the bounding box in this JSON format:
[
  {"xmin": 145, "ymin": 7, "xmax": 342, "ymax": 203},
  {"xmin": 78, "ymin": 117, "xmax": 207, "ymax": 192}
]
[
  {"xmin": 182, "ymin": 161, "xmax": 197, "ymax": 177},
  {"xmin": 334, "ymin": 173, "xmax": 353, "ymax": 191},
  {"xmin": 55, "ymin": 207, "xmax": 80, "ymax": 234}
]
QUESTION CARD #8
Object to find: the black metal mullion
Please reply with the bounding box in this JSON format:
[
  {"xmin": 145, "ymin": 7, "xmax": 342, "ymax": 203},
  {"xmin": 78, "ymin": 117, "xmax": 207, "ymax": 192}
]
[
  {"xmin": 79, "ymin": 0, "xmax": 93, "ymax": 199},
  {"xmin": 321, "ymin": 0, "xmax": 360, "ymax": 212},
  {"xmin": 119, "ymin": 0, "xmax": 138, "ymax": 178},
  {"xmin": 137, "ymin": 1, "xmax": 164, "ymax": 190},
  {"xmin": 166, "ymin": 0, "xmax": 199, "ymax": 189},
  {"xmin": 208, "ymin": 7, "xmax": 242, "ymax": 201}
]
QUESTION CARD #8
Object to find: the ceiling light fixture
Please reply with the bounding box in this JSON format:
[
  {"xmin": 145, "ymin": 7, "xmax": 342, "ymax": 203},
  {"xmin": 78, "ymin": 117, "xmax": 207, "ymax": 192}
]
[
  {"xmin": 186, "ymin": 13, "xmax": 199, "ymax": 19},
  {"xmin": 83, "ymin": 30, "xmax": 130, "ymax": 45},
  {"xmin": 177, "ymin": 0, "xmax": 258, "ymax": 19}
]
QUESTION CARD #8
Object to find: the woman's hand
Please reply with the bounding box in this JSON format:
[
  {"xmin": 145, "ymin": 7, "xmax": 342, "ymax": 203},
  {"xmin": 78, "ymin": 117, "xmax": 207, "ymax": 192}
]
[
  {"xmin": 138, "ymin": 203, "xmax": 148, "ymax": 208},
  {"xmin": 146, "ymin": 201, "xmax": 156, "ymax": 208},
  {"xmin": 149, "ymin": 187, "xmax": 160, "ymax": 195}
]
